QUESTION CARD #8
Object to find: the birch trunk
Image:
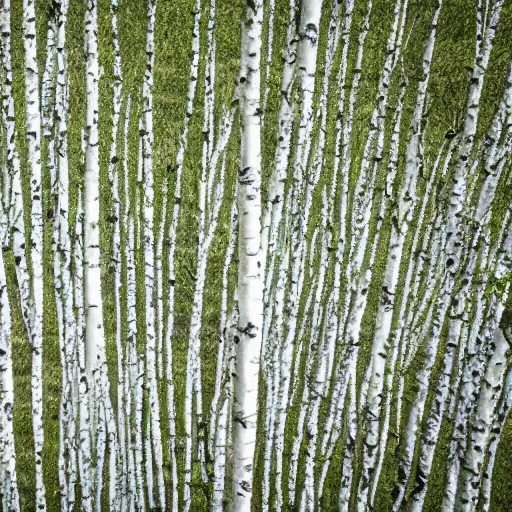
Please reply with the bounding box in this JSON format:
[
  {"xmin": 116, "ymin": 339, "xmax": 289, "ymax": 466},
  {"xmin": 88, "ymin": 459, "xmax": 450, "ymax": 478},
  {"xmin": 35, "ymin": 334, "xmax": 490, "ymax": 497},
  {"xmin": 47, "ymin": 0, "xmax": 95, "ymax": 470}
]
[
  {"xmin": 271, "ymin": 2, "xmax": 324, "ymax": 507},
  {"xmin": 139, "ymin": 2, "xmax": 166, "ymax": 508},
  {"xmin": 54, "ymin": 2, "xmax": 80, "ymax": 505},
  {"xmin": 210, "ymin": 193, "xmax": 238, "ymax": 511},
  {"xmin": 1, "ymin": 0, "xmax": 44, "ymax": 506},
  {"xmin": 0, "ymin": 205, "xmax": 20, "ymax": 511},
  {"xmin": 108, "ymin": 0, "xmax": 127, "ymax": 506},
  {"xmin": 84, "ymin": 1, "xmax": 118, "ymax": 508},
  {"xmin": 164, "ymin": 4, "xmax": 201, "ymax": 510},
  {"xmin": 232, "ymin": 1, "xmax": 264, "ymax": 509}
]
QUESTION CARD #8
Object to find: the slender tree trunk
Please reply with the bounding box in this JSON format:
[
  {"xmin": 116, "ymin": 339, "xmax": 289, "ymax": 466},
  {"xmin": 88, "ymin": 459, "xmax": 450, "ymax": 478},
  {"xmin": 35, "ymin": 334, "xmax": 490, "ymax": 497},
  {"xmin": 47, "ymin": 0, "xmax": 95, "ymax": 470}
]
[
  {"xmin": 1, "ymin": 1, "xmax": 45, "ymax": 507},
  {"xmin": 84, "ymin": 1, "xmax": 118, "ymax": 508},
  {"xmin": 0, "ymin": 203, "xmax": 20, "ymax": 511},
  {"xmin": 232, "ymin": 1, "xmax": 264, "ymax": 509}
]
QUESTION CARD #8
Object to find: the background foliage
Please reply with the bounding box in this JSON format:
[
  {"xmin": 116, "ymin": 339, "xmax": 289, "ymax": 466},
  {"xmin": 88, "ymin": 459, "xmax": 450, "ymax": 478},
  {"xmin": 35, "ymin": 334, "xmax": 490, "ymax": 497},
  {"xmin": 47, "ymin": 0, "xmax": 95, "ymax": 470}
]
[{"xmin": 5, "ymin": 0, "xmax": 512, "ymax": 509}]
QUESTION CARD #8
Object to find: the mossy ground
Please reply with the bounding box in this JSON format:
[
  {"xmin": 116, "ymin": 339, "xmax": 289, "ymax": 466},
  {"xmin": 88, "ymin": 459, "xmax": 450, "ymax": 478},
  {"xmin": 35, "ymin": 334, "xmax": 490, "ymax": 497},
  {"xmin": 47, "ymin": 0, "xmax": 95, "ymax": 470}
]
[{"xmin": 6, "ymin": 0, "xmax": 512, "ymax": 510}]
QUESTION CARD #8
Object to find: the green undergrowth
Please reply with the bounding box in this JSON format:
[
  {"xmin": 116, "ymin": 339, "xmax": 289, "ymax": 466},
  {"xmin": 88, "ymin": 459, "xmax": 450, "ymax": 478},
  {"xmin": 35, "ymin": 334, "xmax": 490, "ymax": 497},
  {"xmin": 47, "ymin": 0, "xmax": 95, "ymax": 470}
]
[{"xmin": 6, "ymin": 0, "xmax": 512, "ymax": 510}]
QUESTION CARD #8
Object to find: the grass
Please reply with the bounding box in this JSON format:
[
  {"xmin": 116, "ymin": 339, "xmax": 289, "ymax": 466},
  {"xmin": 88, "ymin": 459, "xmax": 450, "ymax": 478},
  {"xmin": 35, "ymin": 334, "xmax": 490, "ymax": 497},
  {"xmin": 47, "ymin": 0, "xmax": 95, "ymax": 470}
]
[{"xmin": 5, "ymin": 0, "xmax": 512, "ymax": 510}]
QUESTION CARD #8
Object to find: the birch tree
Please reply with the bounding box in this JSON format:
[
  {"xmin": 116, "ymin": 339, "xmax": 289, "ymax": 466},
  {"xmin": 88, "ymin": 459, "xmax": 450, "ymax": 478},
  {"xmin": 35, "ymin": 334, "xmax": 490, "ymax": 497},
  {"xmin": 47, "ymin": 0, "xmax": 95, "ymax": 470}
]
[
  {"xmin": 84, "ymin": 0, "xmax": 118, "ymax": 507},
  {"xmin": 1, "ymin": 1, "xmax": 512, "ymax": 510},
  {"xmin": 22, "ymin": 2, "xmax": 46, "ymax": 505},
  {"xmin": 232, "ymin": 1, "xmax": 264, "ymax": 508},
  {"xmin": 0, "ymin": 203, "xmax": 19, "ymax": 511}
]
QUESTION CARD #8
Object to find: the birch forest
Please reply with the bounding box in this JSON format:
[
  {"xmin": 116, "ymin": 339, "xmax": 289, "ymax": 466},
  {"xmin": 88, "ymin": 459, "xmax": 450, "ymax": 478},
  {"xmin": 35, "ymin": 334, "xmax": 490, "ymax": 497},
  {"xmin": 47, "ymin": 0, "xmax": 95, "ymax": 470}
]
[{"xmin": 1, "ymin": 0, "xmax": 512, "ymax": 510}]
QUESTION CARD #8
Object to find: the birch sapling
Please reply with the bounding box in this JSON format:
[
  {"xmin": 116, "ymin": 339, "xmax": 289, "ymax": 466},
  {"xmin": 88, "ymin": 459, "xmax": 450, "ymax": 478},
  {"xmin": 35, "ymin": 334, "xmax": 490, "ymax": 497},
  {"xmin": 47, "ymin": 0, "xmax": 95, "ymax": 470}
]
[
  {"xmin": 257, "ymin": 6, "xmax": 302, "ymax": 494},
  {"xmin": 184, "ymin": 3, "xmax": 219, "ymax": 502},
  {"xmin": 372, "ymin": 143, "xmax": 447, "ymax": 505},
  {"xmin": 0, "ymin": 205, "xmax": 20, "ymax": 512},
  {"xmin": 318, "ymin": 0, "xmax": 373, "ymax": 463},
  {"xmin": 261, "ymin": 0, "xmax": 275, "ymax": 127},
  {"xmin": 480, "ymin": 326, "xmax": 512, "ymax": 512},
  {"xmin": 140, "ymin": 1, "xmax": 166, "ymax": 507},
  {"xmin": 338, "ymin": 193, "xmax": 389, "ymax": 512},
  {"xmin": 164, "ymin": 4, "xmax": 202, "ymax": 510},
  {"xmin": 124, "ymin": 111, "xmax": 146, "ymax": 508},
  {"xmin": 316, "ymin": 2, "xmax": 407, "ymax": 503},
  {"xmin": 458, "ymin": 322, "xmax": 511, "ymax": 510},
  {"xmin": 262, "ymin": 243, "xmax": 289, "ymax": 512},
  {"xmin": 299, "ymin": 188, "xmax": 334, "ymax": 511},
  {"xmin": 261, "ymin": 0, "xmax": 297, "ymax": 360},
  {"xmin": 321, "ymin": 0, "xmax": 355, "ymax": 404},
  {"xmin": 443, "ymin": 216, "xmax": 511, "ymax": 511},
  {"xmin": 393, "ymin": 141, "xmax": 455, "ymax": 440},
  {"xmin": 74, "ymin": 191, "xmax": 93, "ymax": 508},
  {"xmin": 184, "ymin": 104, "xmax": 235, "ymax": 509},
  {"xmin": 41, "ymin": 2, "xmax": 57, "ymax": 131},
  {"xmin": 265, "ymin": 2, "xmax": 338, "ymax": 505},
  {"xmin": 410, "ymin": 63, "xmax": 512, "ymax": 510},
  {"xmin": 107, "ymin": 0, "xmax": 127, "ymax": 504},
  {"xmin": 54, "ymin": 2, "xmax": 80, "ymax": 505},
  {"xmin": 122, "ymin": 96, "xmax": 141, "ymax": 510},
  {"xmin": 346, "ymin": 0, "xmax": 406, "ymax": 300},
  {"xmin": 285, "ymin": 4, "xmax": 344, "ymax": 501},
  {"xmin": 210, "ymin": 191, "xmax": 238, "ymax": 510},
  {"xmin": 0, "ymin": 1, "xmax": 33, "ymax": 387},
  {"xmin": 232, "ymin": 1, "xmax": 264, "ymax": 509}
]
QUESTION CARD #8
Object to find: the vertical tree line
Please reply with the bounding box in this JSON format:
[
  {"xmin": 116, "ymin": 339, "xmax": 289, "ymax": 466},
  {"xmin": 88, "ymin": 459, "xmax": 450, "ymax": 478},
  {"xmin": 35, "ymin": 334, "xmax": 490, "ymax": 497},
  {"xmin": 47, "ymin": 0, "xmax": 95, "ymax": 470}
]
[{"xmin": 0, "ymin": 0, "xmax": 511, "ymax": 511}]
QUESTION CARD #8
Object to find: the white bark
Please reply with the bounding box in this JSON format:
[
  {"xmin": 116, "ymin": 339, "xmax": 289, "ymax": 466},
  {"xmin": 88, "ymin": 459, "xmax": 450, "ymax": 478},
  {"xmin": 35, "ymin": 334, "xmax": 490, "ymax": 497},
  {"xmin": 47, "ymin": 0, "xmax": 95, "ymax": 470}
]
[
  {"xmin": 321, "ymin": 0, "xmax": 355, "ymax": 408},
  {"xmin": 442, "ymin": 215, "xmax": 511, "ymax": 511},
  {"xmin": 1, "ymin": 1, "xmax": 45, "ymax": 507},
  {"xmin": 261, "ymin": 0, "xmax": 297, "ymax": 340},
  {"xmin": 108, "ymin": 1, "xmax": 126, "ymax": 506},
  {"xmin": 261, "ymin": 0, "xmax": 275, "ymax": 127},
  {"xmin": 53, "ymin": 2, "xmax": 79, "ymax": 506},
  {"xmin": 318, "ymin": 0, "xmax": 373, "ymax": 467},
  {"xmin": 371, "ymin": 142, "xmax": 446, "ymax": 507},
  {"xmin": 299, "ymin": 187, "xmax": 332, "ymax": 511},
  {"xmin": 184, "ymin": 103, "xmax": 235, "ymax": 509},
  {"xmin": 125, "ymin": 123, "xmax": 145, "ymax": 508},
  {"xmin": 231, "ymin": 1, "xmax": 264, "ymax": 509},
  {"xmin": 408, "ymin": 60, "xmax": 512, "ymax": 511},
  {"xmin": 338, "ymin": 195, "xmax": 387, "ymax": 512},
  {"xmin": 74, "ymin": 191, "xmax": 94, "ymax": 509},
  {"xmin": 139, "ymin": 2, "xmax": 165, "ymax": 508},
  {"xmin": 392, "ymin": 6, "xmax": 503, "ymax": 509},
  {"xmin": 310, "ymin": 2, "xmax": 406, "ymax": 506},
  {"xmin": 457, "ymin": 325, "xmax": 510, "ymax": 510},
  {"xmin": 84, "ymin": 1, "xmax": 118, "ymax": 508},
  {"xmin": 183, "ymin": 2, "xmax": 221, "ymax": 504},
  {"xmin": 23, "ymin": 0, "xmax": 47, "ymax": 504},
  {"xmin": 210, "ymin": 192, "xmax": 238, "ymax": 511},
  {"xmin": 270, "ymin": 2, "xmax": 324, "ymax": 507},
  {"xmin": 0, "ymin": 206, "xmax": 19, "ymax": 511}
]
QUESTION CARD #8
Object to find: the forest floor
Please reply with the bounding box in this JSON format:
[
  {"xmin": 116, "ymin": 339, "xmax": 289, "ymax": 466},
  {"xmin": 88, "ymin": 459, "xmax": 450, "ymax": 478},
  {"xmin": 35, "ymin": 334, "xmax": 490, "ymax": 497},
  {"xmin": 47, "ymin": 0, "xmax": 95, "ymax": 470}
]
[{"xmin": 5, "ymin": 0, "xmax": 512, "ymax": 510}]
